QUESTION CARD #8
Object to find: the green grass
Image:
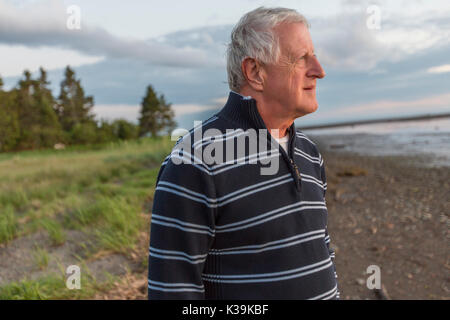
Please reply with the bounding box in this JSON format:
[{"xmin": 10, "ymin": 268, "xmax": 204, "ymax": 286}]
[
  {"xmin": 0, "ymin": 272, "xmax": 115, "ymax": 300},
  {"xmin": 64, "ymin": 196, "xmax": 144, "ymax": 254},
  {"xmin": 0, "ymin": 137, "xmax": 172, "ymax": 243},
  {"xmin": 41, "ymin": 219, "xmax": 66, "ymax": 246},
  {"xmin": 95, "ymin": 197, "xmax": 143, "ymax": 253},
  {"xmin": 32, "ymin": 246, "xmax": 49, "ymax": 270},
  {"xmin": 0, "ymin": 136, "xmax": 173, "ymax": 299},
  {"xmin": 0, "ymin": 205, "xmax": 17, "ymax": 243}
]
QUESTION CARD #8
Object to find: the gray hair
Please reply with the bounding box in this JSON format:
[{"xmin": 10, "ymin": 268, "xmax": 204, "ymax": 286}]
[{"xmin": 226, "ymin": 7, "xmax": 309, "ymax": 92}]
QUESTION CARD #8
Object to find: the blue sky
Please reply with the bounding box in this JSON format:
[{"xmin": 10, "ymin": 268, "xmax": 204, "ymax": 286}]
[{"xmin": 1, "ymin": 0, "xmax": 449, "ymax": 129}]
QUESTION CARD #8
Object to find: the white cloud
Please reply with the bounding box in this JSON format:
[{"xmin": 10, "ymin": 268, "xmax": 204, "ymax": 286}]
[
  {"xmin": 172, "ymin": 104, "xmax": 221, "ymax": 116},
  {"xmin": 211, "ymin": 96, "xmax": 228, "ymax": 105},
  {"xmin": 311, "ymin": 1, "xmax": 450, "ymax": 71},
  {"xmin": 0, "ymin": 44, "xmax": 103, "ymax": 77},
  {"xmin": 93, "ymin": 104, "xmax": 140, "ymax": 123},
  {"xmin": 0, "ymin": 0, "xmax": 221, "ymax": 70},
  {"xmin": 427, "ymin": 64, "xmax": 450, "ymax": 74},
  {"xmin": 2, "ymin": 0, "xmax": 450, "ymax": 76},
  {"xmin": 318, "ymin": 92, "xmax": 450, "ymax": 116}
]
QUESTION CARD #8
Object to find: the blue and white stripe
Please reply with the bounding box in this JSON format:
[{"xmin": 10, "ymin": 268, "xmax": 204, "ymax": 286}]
[
  {"xmin": 294, "ymin": 147, "xmax": 322, "ymax": 165},
  {"xmin": 209, "ymin": 229, "xmax": 325, "ymax": 255},
  {"xmin": 149, "ymin": 246, "xmax": 208, "ymax": 264},
  {"xmin": 215, "ymin": 200, "xmax": 327, "ymax": 233},
  {"xmin": 155, "ymin": 173, "xmax": 294, "ymax": 208},
  {"xmin": 148, "ymin": 279, "xmax": 205, "ymax": 293},
  {"xmin": 166, "ymin": 149, "xmax": 281, "ymax": 176},
  {"xmin": 308, "ymin": 284, "xmax": 338, "ymax": 300},
  {"xmin": 150, "ymin": 213, "xmax": 215, "ymax": 236},
  {"xmin": 193, "ymin": 129, "xmax": 247, "ymax": 149},
  {"xmin": 301, "ymin": 173, "xmax": 327, "ymax": 190},
  {"xmin": 202, "ymin": 257, "xmax": 333, "ymax": 283},
  {"xmin": 296, "ymin": 131, "xmax": 317, "ymax": 146}
]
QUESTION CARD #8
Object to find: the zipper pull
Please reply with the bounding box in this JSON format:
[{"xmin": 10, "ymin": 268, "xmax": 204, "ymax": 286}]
[{"xmin": 290, "ymin": 158, "xmax": 301, "ymax": 179}]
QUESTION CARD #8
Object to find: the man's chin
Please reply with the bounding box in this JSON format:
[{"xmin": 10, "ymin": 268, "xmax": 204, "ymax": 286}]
[{"xmin": 295, "ymin": 104, "xmax": 318, "ymax": 118}]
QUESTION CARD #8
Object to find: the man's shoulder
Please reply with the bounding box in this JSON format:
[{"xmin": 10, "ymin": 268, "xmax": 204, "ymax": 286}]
[
  {"xmin": 161, "ymin": 114, "xmax": 237, "ymax": 177},
  {"xmin": 174, "ymin": 114, "xmax": 239, "ymax": 149},
  {"xmin": 294, "ymin": 129, "xmax": 322, "ymax": 159}
]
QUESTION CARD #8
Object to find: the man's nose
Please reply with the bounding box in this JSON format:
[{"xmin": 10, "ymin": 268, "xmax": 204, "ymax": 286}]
[{"xmin": 307, "ymin": 56, "xmax": 326, "ymax": 79}]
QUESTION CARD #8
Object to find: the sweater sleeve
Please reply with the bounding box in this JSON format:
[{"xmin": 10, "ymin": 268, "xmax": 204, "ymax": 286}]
[
  {"xmin": 147, "ymin": 146, "xmax": 216, "ymax": 300},
  {"xmin": 320, "ymin": 154, "xmax": 340, "ymax": 299}
]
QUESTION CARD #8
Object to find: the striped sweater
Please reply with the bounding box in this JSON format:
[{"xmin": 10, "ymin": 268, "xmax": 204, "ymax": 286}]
[{"xmin": 147, "ymin": 91, "xmax": 339, "ymax": 299}]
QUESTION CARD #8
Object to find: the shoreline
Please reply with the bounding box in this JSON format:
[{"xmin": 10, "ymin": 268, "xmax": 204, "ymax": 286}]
[
  {"xmin": 308, "ymin": 132, "xmax": 450, "ymax": 169},
  {"xmin": 299, "ymin": 112, "xmax": 450, "ymax": 130}
]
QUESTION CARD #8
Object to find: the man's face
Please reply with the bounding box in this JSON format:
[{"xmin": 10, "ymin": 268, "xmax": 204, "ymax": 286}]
[{"xmin": 261, "ymin": 22, "xmax": 325, "ymax": 118}]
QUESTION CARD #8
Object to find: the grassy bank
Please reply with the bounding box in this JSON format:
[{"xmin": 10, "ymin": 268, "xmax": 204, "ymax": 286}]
[{"xmin": 0, "ymin": 137, "xmax": 173, "ymax": 299}]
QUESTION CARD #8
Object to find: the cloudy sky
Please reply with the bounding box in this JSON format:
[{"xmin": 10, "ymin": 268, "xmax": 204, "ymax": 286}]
[{"xmin": 1, "ymin": 0, "xmax": 449, "ymax": 129}]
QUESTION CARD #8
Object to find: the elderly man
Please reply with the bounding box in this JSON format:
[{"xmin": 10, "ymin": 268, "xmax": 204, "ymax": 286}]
[{"xmin": 148, "ymin": 7, "xmax": 339, "ymax": 300}]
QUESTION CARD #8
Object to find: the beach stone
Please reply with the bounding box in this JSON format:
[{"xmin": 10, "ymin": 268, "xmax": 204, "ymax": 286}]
[{"xmin": 422, "ymin": 213, "xmax": 432, "ymax": 221}]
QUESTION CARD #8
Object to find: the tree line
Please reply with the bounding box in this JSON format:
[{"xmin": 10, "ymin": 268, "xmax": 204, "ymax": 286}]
[{"xmin": 0, "ymin": 66, "xmax": 176, "ymax": 152}]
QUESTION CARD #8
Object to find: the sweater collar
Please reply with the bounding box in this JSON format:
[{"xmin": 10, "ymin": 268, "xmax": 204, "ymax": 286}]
[{"xmin": 217, "ymin": 91, "xmax": 296, "ymax": 136}]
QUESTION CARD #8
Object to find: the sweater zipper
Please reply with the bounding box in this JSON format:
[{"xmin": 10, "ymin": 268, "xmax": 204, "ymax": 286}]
[
  {"xmin": 290, "ymin": 158, "xmax": 301, "ymax": 180},
  {"xmin": 248, "ymin": 99, "xmax": 301, "ymax": 191},
  {"xmin": 277, "ymin": 130, "xmax": 301, "ymax": 192}
]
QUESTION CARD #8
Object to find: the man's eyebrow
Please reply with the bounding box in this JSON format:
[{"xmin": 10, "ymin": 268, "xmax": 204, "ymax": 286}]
[
  {"xmin": 283, "ymin": 48, "xmax": 314, "ymax": 63},
  {"xmin": 304, "ymin": 49, "xmax": 316, "ymax": 55},
  {"xmin": 290, "ymin": 49, "xmax": 315, "ymax": 57}
]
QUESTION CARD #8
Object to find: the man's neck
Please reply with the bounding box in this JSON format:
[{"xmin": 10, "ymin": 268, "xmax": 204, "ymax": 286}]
[{"xmin": 237, "ymin": 89, "xmax": 294, "ymax": 138}]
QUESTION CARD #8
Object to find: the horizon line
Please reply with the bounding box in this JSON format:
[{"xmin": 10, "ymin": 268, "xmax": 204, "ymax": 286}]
[{"xmin": 298, "ymin": 112, "xmax": 450, "ymax": 130}]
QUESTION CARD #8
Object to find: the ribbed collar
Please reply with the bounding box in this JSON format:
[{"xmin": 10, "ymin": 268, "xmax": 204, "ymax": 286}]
[{"xmin": 217, "ymin": 91, "xmax": 296, "ymax": 136}]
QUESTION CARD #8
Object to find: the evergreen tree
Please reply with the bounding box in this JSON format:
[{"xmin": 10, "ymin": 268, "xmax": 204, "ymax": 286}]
[
  {"xmin": 56, "ymin": 66, "xmax": 95, "ymax": 139},
  {"xmin": 34, "ymin": 67, "xmax": 64, "ymax": 146},
  {"xmin": 0, "ymin": 74, "xmax": 20, "ymax": 151},
  {"xmin": 15, "ymin": 68, "xmax": 63, "ymax": 149},
  {"xmin": 138, "ymin": 85, "xmax": 176, "ymax": 137}
]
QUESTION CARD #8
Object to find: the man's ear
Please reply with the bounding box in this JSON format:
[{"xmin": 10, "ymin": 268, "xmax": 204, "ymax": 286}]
[{"xmin": 241, "ymin": 57, "xmax": 265, "ymax": 92}]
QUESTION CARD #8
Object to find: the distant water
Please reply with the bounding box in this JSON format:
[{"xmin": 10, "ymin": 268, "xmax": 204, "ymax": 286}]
[{"xmin": 303, "ymin": 117, "xmax": 450, "ymax": 168}]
